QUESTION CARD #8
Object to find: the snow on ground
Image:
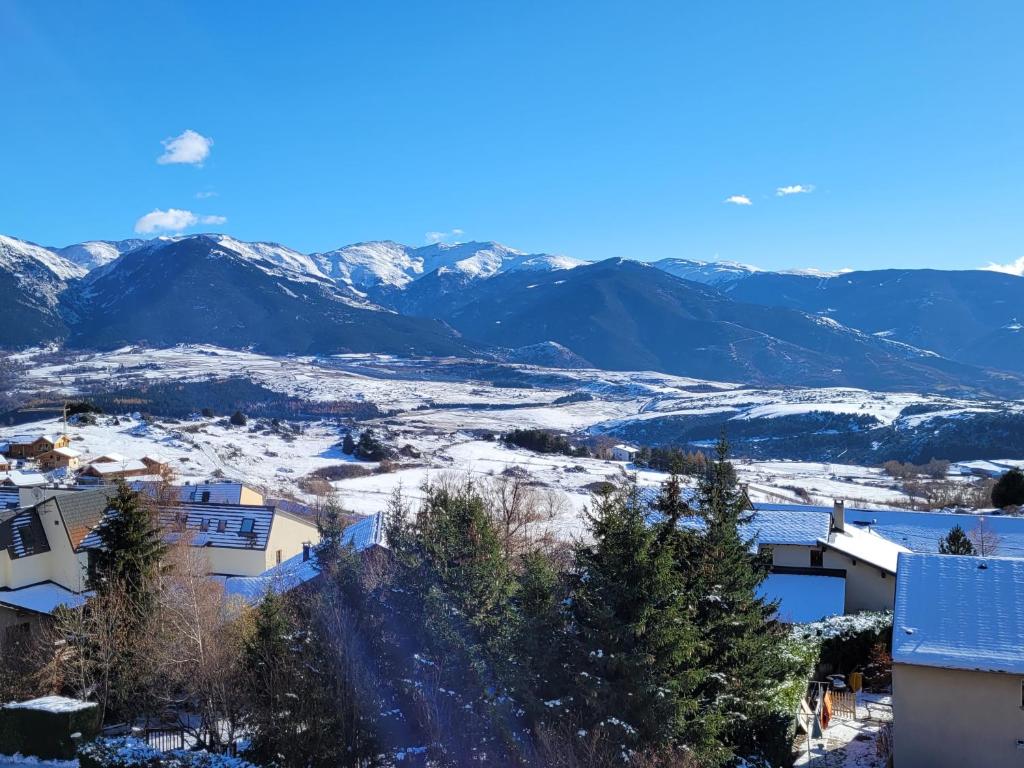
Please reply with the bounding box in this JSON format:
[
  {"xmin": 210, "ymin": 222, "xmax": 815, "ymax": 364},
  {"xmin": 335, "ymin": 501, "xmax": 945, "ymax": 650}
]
[
  {"xmin": 794, "ymin": 693, "xmax": 892, "ymax": 768},
  {"xmin": 7, "ymin": 346, "xmax": 1023, "ymax": 540}
]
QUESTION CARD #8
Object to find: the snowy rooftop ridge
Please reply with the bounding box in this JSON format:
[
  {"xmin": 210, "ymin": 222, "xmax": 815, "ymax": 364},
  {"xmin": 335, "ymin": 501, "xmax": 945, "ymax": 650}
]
[{"xmin": 893, "ymin": 552, "xmax": 1024, "ymax": 675}]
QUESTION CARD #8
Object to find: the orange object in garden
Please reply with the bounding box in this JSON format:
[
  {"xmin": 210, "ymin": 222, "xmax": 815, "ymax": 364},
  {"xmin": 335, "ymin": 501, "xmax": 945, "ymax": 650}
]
[
  {"xmin": 849, "ymin": 671, "xmax": 864, "ymax": 692},
  {"xmin": 821, "ymin": 689, "xmax": 834, "ymax": 731}
]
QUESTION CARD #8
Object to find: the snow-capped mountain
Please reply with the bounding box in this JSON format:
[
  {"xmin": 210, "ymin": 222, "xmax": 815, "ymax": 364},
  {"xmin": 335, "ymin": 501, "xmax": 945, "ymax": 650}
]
[
  {"xmin": 312, "ymin": 240, "xmax": 585, "ymax": 291},
  {"xmin": 0, "ymin": 234, "xmax": 87, "ymax": 345},
  {"xmin": 651, "ymin": 257, "xmax": 762, "ymax": 285},
  {"xmin": 55, "ymin": 239, "xmax": 149, "ymax": 271},
  {"xmin": 66, "ymin": 234, "xmax": 467, "ymax": 356},
  {"xmin": 312, "ymin": 241, "xmax": 424, "ymax": 290}
]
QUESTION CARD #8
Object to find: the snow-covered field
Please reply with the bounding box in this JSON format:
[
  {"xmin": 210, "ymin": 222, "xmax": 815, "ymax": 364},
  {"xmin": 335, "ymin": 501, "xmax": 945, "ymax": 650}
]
[{"xmin": 5, "ymin": 346, "xmax": 1020, "ymax": 537}]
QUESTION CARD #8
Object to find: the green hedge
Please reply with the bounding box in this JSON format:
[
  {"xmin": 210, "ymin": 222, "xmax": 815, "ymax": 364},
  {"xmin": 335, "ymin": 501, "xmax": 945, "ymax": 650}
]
[{"xmin": 0, "ymin": 697, "xmax": 100, "ymax": 759}]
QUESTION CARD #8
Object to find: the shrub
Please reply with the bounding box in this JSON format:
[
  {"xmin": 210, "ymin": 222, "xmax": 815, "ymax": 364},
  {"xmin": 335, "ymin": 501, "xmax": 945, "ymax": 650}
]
[
  {"xmin": 0, "ymin": 697, "xmax": 100, "ymax": 760},
  {"xmin": 79, "ymin": 737, "xmax": 256, "ymax": 768},
  {"xmin": 229, "ymin": 410, "xmax": 247, "ymax": 426},
  {"xmin": 993, "ymin": 467, "xmax": 1024, "ymax": 508},
  {"xmin": 307, "ymin": 464, "xmax": 373, "ymax": 481}
]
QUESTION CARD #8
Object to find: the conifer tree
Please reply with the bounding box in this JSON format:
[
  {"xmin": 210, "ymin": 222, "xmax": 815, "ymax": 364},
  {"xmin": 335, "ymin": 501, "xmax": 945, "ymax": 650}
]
[
  {"xmin": 938, "ymin": 524, "xmax": 976, "ymax": 555},
  {"xmin": 688, "ymin": 437, "xmax": 793, "ymax": 765},
  {"xmin": 88, "ymin": 480, "xmax": 167, "ymax": 606},
  {"xmin": 565, "ymin": 484, "xmax": 711, "ymax": 760},
  {"xmin": 992, "ymin": 467, "xmax": 1024, "ymax": 508}
]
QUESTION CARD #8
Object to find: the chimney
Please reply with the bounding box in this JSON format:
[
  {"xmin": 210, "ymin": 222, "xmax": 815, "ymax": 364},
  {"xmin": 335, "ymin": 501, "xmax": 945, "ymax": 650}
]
[
  {"xmin": 302, "ymin": 543, "xmax": 311, "ymax": 562},
  {"xmin": 833, "ymin": 499, "xmax": 845, "ymax": 532}
]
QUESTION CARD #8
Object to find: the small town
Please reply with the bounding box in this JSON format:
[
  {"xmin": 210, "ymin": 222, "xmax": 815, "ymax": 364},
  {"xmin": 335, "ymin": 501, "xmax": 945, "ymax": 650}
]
[
  {"xmin": 4, "ymin": 2, "xmax": 1024, "ymax": 766},
  {"xmin": 1, "ymin": 409, "xmax": 1023, "ymax": 767}
]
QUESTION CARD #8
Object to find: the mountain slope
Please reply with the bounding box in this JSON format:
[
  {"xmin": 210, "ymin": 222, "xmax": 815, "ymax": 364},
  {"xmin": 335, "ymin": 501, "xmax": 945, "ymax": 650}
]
[
  {"xmin": 721, "ymin": 269, "xmax": 1024, "ymax": 373},
  {"xmin": 423, "ymin": 258, "xmax": 1024, "ymax": 395},
  {"xmin": 65, "ymin": 234, "xmax": 469, "ymax": 356},
  {"xmin": 55, "ymin": 239, "xmax": 149, "ymax": 270},
  {"xmin": 0, "ymin": 235, "xmax": 86, "ymax": 346},
  {"xmin": 652, "ymin": 257, "xmax": 762, "ymax": 285},
  {"xmin": 313, "ymin": 240, "xmax": 585, "ymax": 295}
]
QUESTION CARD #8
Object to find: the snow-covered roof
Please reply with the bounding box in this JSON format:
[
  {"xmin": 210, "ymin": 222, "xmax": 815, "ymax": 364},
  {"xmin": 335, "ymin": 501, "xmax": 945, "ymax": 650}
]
[
  {"xmin": 6, "ymin": 433, "xmax": 64, "ymax": 446},
  {"xmin": 758, "ymin": 572, "xmax": 845, "ymax": 624},
  {"xmin": 80, "ymin": 501, "xmax": 316, "ymax": 553},
  {"xmin": 224, "ymin": 512, "xmax": 385, "ymax": 604},
  {"xmin": 819, "ymin": 525, "xmax": 909, "ymax": 574},
  {"xmin": 130, "ymin": 481, "xmax": 263, "ymax": 506},
  {"xmin": 0, "ymin": 582, "xmax": 88, "ymax": 615},
  {"xmin": 92, "ymin": 452, "xmax": 127, "ymax": 463},
  {"xmin": 746, "ymin": 508, "xmax": 832, "ymax": 547},
  {"xmin": 50, "ymin": 447, "xmax": 81, "ymax": 458},
  {"xmin": 613, "ymin": 444, "xmax": 638, "ymax": 452},
  {"xmin": 0, "ymin": 470, "xmax": 48, "ymax": 487},
  {"xmin": 755, "ymin": 502, "xmax": 1024, "ymax": 559},
  {"xmin": 3, "ymin": 695, "xmax": 96, "ymax": 713},
  {"xmin": 84, "ymin": 459, "xmax": 149, "ymax": 475},
  {"xmin": 893, "ymin": 552, "xmax": 1024, "ymax": 675},
  {"xmin": 0, "ymin": 508, "xmax": 50, "ymax": 559}
]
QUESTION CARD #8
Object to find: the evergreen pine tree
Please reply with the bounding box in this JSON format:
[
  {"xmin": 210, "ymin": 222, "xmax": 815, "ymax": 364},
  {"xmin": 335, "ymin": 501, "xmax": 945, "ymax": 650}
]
[
  {"xmin": 512, "ymin": 550, "xmax": 567, "ymax": 711},
  {"xmin": 341, "ymin": 431, "xmax": 356, "ymax": 455},
  {"xmin": 687, "ymin": 437, "xmax": 795, "ymax": 766},
  {"xmin": 565, "ymin": 484, "xmax": 710, "ymax": 760},
  {"xmin": 992, "ymin": 467, "xmax": 1024, "ymax": 508},
  {"xmin": 938, "ymin": 524, "xmax": 976, "ymax": 555},
  {"xmin": 88, "ymin": 480, "xmax": 167, "ymax": 605},
  {"xmin": 230, "ymin": 409, "xmax": 247, "ymax": 426}
]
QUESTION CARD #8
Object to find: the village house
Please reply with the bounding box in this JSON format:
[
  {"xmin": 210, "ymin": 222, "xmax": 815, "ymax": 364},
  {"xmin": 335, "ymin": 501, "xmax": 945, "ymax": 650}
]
[
  {"xmin": 223, "ymin": 511, "xmax": 385, "ymax": 604},
  {"xmin": 0, "ymin": 455, "xmax": 10, "ymax": 472},
  {"xmin": 756, "ymin": 501, "xmax": 909, "ymax": 616},
  {"xmin": 130, "ymin": 480, "xmax": 266, "ymax": 506},
  {"xmin": 79, "ymin": 458, "xmax": 153, "ymax": 481},
  {"xmin": 892, "ymin": 552, "xmax": 1024, "ymax": 768},
  {"xmin": 0, "ymin": 488, "xmax": 112, "ymax": 640},
  {"xmin": 37, "ymin": 446, "xmax": 82, "ymax": 472},
  {"xmin": 0, "ymin": 487, "xmax": 320, "ymax": 643},
  {"xmin": 79, "ymin": 500, "xmax": 319, "ymax": 578},
  {"xmin": 1, "ymin": 434, "xmax": 70, "ymax": 461},
  {"xmin": 611, "ymin": 444, "xmax": 640, "ymax": 462},
  {"xmin": 0, "ymin": 470, "xmax": 48, "ymax": 489},
  {"xmin": 642, "ymin": 489, "xmax": 906, "ymax": 621}
]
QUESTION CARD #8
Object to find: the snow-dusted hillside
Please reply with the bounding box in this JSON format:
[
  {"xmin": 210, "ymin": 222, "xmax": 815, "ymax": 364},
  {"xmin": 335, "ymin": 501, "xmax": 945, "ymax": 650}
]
[
  {"xmin": 5, "ymin": 346, "xmax": 1020, "ymax": 537},
  {"xmin": 0, "ymin": 234, "xmax": 87, "ymax": 284},
  {"xmin": 55, "ymin": 238, "xmax": 148, "ymax": 270},
  {"xmin": 652, "ymin": 257, "xmax": 761, "ymax": 285},
  {"xmin": 312, "ymin": 239, "xmax": 585, "ymax": 291}
]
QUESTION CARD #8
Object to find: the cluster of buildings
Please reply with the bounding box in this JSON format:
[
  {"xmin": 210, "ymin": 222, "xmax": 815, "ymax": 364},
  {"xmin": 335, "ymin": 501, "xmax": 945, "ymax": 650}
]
[
  {"xmin": 0, "ymin": 432, "xmax": 172, "ymax": 488},
  {"xmin": 0, "ymin": 478, "xmax": 386, "ymax": 643}
]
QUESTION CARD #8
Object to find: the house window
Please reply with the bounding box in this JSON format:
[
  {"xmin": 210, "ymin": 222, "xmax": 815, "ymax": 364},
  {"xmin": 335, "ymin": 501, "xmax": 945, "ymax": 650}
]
[
  {"xmin": 201, "ymin": 491, "xmax": 210, "ymax": 503},
  {"xmin": 810, "ymin": 549, "xmax": 824, "ymax": 568},
  {"xmin": 276, "ymin": 549, "xmax": 282, "ymax": 565},
  {"xmin": 217, "ymin": 519, "xmax": 227, "ymax": 533},
  {"xmin": 199, "ymin": 518, "xmax": 209, "ymax": 532},
  {"xmin": 239, "ymin": 518, "xmax": 255, "ymax": 535}
]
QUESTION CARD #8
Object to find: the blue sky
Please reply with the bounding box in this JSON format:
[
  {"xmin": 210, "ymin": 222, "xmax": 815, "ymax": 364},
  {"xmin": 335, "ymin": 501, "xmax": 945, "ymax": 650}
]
[{"xmin": 2, "ymin": 1, "xmax": 1023, "ymax": 272}]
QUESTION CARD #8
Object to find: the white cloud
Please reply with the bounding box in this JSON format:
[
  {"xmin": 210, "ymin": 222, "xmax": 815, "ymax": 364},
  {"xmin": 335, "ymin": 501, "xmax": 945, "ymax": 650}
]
[
  {"xmin": 426, "ymin": 228, "xmax": 465, "ymax": 244},
  {"xmin": 724, "ymin": 195, "xmax": 752, "ymax": 206},
  {"xmin": 157, "ymin": 130, "xmax": 214, "ymax": 166},
  {"xmin": 195, "ymin": 190, "xmax": 218, "ymax": 199},
  {"xmin": 776, "ymin": 184, "xmax": 815, "ymax": 196},
  {"xmin": 134, "ymin": 208, "xmax": 226, "ymax": 234},
  {"xmin": 983, "ymin": 256, "xmax": 1024, "ymax": 276}
]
